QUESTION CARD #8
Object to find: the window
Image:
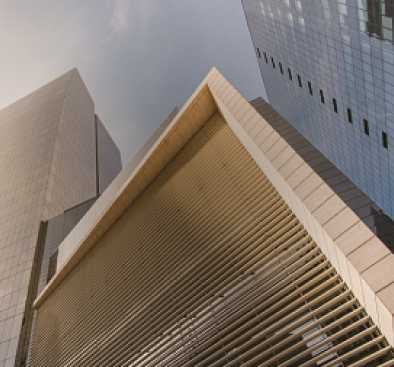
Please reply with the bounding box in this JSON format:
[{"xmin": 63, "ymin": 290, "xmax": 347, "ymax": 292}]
[
  {"xmin": 333, "ymin": 98, "xmax": 338, "ymax": 113},
  {"xmin": 271, "ymin": 57, "xmax": 276, "ymax": 68},
  {"xmin": 347, "ymin": 108, "xmax": 353, "ymax": 123},
  {"xmin": 279, "ymin": 62, "xmax": 284, "ymax": 74},
  {"xmin": 298, "ymin": 75, "xmax": 302, "ymax": 87},
  {"xmin": 263, "ymin": 52, "xmax": 268, "ymax": 63},
  {"xmin": 382, "ymin": 132, "xmax": 388, "ymax": 148},
  {"xmin": 320, "ymin": 90, "xmax": 325, "ymax": 103},
  {"xmin": 308, "ymin": 82, "xmax": 313, "ymax": 95},
  {"xmin": 364, "ymin": 119, "xmax": 369, "ymax": 135},
  {"xmin": 288, "ymin": 68, "xmax": 293, "ymax": 80},
  {"xmin": 257, "ymin": 48, "xmax": 261, "ymax": 58}
]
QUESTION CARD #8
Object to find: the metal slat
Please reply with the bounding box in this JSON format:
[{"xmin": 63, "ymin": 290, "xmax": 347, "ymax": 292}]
[{"xmin": 30, "ymin": 113, "xmax": 394, "ymax": 366}]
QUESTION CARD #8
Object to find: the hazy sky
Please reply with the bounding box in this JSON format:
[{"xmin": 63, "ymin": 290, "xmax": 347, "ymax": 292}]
[{"xmin": 0, "ymin": 0, "xmax": 266, "ymax": 165}]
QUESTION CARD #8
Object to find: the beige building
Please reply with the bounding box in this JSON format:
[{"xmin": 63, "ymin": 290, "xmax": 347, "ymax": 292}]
[
  {"xmin": 31, "ymin": 69, "xmax": 394, "ymax": 366},
  {"xmin": 0, "ymin": 69, "xmax": 121, "ymax": 367}
]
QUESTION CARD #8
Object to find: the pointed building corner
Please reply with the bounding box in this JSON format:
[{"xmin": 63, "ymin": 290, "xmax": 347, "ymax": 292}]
[{"xmin": 29, "ymin": 69, "xmax": 394, "ymax": 366}]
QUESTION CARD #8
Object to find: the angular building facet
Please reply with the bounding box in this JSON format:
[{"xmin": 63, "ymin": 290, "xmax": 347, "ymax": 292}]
[
  {"xmin": 30, "ymin": 69, "xmax": 394, "ymax": 366},
  {"xmin": 0, "ymin": 69, "xmax": 121, "ymax": 366},
  {"xmin": 242, "ymin": 0, "xmax": 394, "ymax": 219}
]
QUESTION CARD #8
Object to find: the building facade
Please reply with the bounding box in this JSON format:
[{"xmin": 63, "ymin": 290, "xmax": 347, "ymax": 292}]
[
  {"xmin": 30, "ymin": 69, "xmax": 394, "ymax": 366},
  {"xmin": 242, "ymin": 0, "xmax": 394, "ymax": 219},
  {"xmin": 0, "ymin": 69, "xmax": 121, "ymax": 367}
]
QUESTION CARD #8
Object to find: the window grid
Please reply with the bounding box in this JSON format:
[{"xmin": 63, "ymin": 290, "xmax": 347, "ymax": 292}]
[{"xmin": 257, "ymin": 50, "xmax": 389, "ymax": 150}]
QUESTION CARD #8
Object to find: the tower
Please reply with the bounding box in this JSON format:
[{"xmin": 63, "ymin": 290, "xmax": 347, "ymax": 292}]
[
  {"xmin": 242, "ymin": 0, "xmax": 394, "ymax": 218},
  {"xmin": 30, "ymin": 69, "xmax": 394, "ymax": 366},
  {"xmin": 0, "ymin": 69, "xmax": 121, "ymax": 366}
]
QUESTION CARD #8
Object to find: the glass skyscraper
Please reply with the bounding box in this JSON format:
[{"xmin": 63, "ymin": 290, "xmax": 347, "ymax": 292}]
[
  {"xmin": 0, "ymin": 69, "xmax": 121, "ymax": 366},
  {"xmin": 242, "ymin": 0, "xmax": 394, "ymax": 218}
]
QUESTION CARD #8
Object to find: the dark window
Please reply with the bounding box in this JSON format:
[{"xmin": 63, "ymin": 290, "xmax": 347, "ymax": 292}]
[
  {"xmin": 333, "ymin": 98, "xmax": 338, "ymax": 113},
  {"xmin": 320, "ymin": 90, "xmax": 325, "ymax": 103},
  {"xmin": 308, "ymin": 82, "xmax": 313, "ymax": 95},
  {"xmin": 263, "ymin": 52, "xmax": 268, "ymax": 63},
  {"xmin": 298, "ymin": 75, "xmax": 302, "ymax": 87},
  {"xmin": 347, "ymin": 108, "xmax": 353, "ymax": 123},
  {"xmin": 288, "ymin": 68, "xmax": 293, "ymax": 80},
  {"xmin": 257, "ymin": 48, "xmax": 261, "ymax": 58},
  {"xmin": 279, "ymin": 62, "xmax": 284, "ymax": 74},
  {"xmin": 366, "ymin": 0, "xmax": 394, "ymax": 41},
  {"xmin": 271, "ymin": 57, "xmax": 276, "ymax": 68},
  {"xmin": 364, "ymin": 119, "xmax": 369, "ymax": 135},
  {"xmin": 382, "ymin": 132, "xmax": 388, "ymax": 148}
]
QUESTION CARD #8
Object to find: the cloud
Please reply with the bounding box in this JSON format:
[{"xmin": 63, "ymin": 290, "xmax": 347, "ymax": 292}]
[
  {"xmin": 0, "ymin": 0, "xmax": 265, "ymax": 165},
  {"xmin": 109, "ymin": 0, "xmax": 129, "ymax": 35}
]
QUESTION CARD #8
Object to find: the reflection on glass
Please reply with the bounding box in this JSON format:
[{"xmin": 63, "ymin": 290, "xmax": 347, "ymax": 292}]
[
  {"xmin": 359, "ymin": 0, "xmax": 394, "ymax": 42},
  {"xmin": 287, "ymin": 12, "xmax": 293, "ymax": 26},
  {"xmin": 298, "ymin": 16, "xmax": 305, "ymax": 32},
  {"xmin": 242, "ymin": 0, "xmax": 394, "ymax": 217},
  {"xmin": 260, "ymin": 1, "xmax": 266, "ymax": 15}
]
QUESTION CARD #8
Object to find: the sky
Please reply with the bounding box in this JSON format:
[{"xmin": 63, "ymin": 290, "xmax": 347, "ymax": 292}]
[{"xmin": 0, "ymin": 0, "xmax": 267, "ymax": 165}]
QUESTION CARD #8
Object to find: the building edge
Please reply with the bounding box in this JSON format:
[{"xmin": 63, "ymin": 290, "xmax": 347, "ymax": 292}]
[{"xmin": 31, "ymin": 68, "xmax": 394, "ymax": 352}]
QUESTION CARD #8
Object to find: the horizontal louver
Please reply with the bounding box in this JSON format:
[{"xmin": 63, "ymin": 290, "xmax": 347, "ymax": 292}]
[{"xmin": 30, "ymin": 113, "xmax": 394, "ymax": 366}]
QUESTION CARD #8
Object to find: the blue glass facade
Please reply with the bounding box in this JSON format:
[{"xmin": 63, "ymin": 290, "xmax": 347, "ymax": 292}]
[{"xmin": 242, "ymin": 0, "xmax": 394, "ymax": 218}]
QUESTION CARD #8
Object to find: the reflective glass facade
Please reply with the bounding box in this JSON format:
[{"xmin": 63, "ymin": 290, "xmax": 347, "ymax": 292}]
[
  {"xmin": 0, "ymin": 69, "xmax": 121, "ymax": 367},
  {"xmin": 242, "ymin": 0, "xmax": 394, "ymax": 218},
  {"xmin": 38, "ymin": 197, "xmax": 98, "ymax": 296},
  {"xmin": 96, "ymin": 116, "xmax": 122, "ymax": 195}
]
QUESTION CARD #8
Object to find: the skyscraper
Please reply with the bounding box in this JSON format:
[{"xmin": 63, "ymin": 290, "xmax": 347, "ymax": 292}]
[
  {"xmin": 0, "ymin": 69, "xmax": 121, "ymax": 366},
  {"xmin": 242, "ymin": 0, "xmax": 394, "ymax": 218},
  {"xmin": 30, "ymin": 69, "xmax": 394, "ymax": 366}
]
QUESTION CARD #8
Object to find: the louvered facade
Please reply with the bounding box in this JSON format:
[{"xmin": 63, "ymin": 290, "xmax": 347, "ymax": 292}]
[{"xmin": 30, "ymin": 69, "xmax": 394, "ymax": 366}]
